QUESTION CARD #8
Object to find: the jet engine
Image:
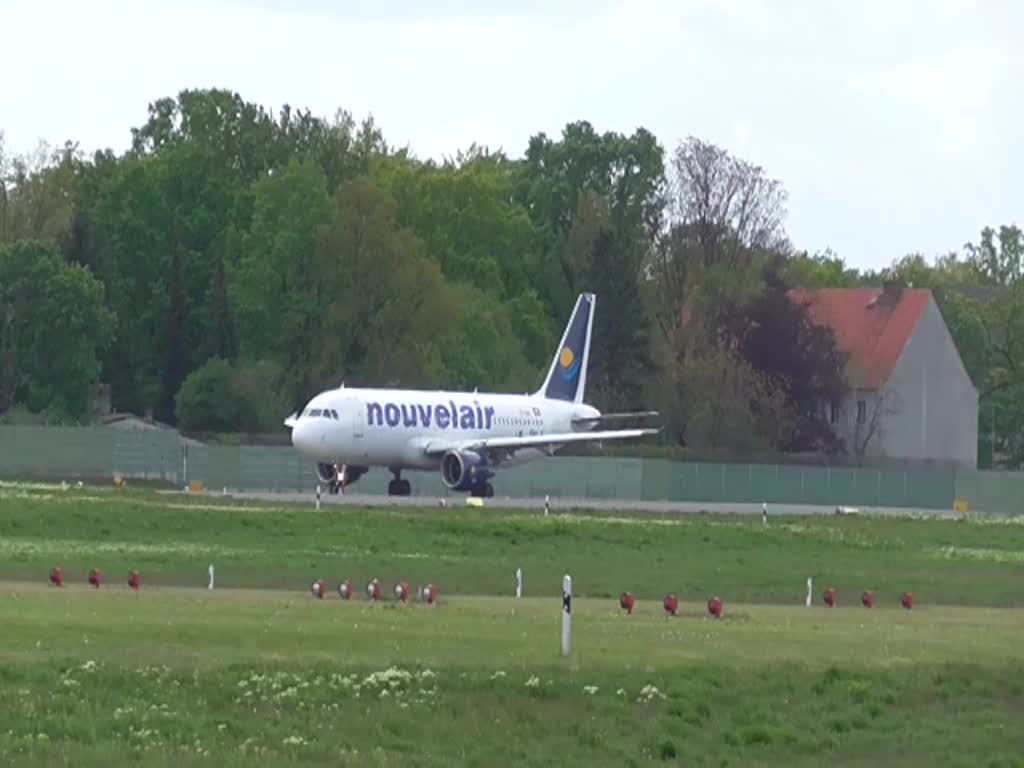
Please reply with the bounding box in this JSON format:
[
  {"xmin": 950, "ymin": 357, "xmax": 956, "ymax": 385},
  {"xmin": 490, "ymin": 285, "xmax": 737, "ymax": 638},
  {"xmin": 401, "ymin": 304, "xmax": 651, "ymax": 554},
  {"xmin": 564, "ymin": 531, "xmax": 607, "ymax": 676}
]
[{"xmin": 440, "ymin": 450, "xmax": 493, "ymax": 492}]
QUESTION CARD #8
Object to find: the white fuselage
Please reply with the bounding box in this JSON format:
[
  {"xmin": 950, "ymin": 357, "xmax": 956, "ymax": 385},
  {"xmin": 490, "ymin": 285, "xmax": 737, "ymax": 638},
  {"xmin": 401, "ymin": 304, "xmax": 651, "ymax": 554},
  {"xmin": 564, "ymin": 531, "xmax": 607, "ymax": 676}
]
[{"xmin": 290, "ymin": 387, "xmax": 600, "ymax": 471}]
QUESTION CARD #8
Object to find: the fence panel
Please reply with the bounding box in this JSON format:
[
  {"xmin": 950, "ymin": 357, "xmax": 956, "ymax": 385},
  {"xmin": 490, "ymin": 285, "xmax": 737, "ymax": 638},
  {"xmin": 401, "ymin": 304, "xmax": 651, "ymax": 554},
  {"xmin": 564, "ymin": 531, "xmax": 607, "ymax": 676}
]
[
  {"xmin": 112, "ymin": 430, "xmax": 180, "ymax": 483},
  {"xmin": 0, "ymin": 426, "xmax": 113, "ymax": 480},
  {"xmin": 6, "ymin": 425, "xmax": 1022, "ymax": 513},
  {"xmin": 955, "ymin": 470, "xmax": 1024, "ymax": 515}
]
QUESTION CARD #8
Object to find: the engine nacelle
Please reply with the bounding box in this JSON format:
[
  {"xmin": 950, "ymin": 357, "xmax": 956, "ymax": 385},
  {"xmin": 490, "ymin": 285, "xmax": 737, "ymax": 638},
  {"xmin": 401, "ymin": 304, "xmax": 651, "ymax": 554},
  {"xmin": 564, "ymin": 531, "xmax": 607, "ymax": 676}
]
[{"xmin": 440, "ymin": 450, "xmax": 492, "ymax": 492}]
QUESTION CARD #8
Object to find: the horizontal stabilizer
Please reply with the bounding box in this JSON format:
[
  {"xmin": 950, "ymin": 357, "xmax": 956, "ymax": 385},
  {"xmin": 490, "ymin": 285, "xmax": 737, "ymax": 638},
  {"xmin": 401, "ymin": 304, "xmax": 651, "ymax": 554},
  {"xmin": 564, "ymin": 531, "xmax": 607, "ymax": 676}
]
[{"xmin": 572, "ymin": 410, "xmax": 660, "ymax": 425}]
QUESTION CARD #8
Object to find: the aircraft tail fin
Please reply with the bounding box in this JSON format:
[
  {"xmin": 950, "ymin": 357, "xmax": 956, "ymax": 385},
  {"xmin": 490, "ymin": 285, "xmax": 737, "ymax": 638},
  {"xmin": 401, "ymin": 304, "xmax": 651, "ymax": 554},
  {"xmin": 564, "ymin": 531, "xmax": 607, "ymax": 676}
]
[{"xmin": 537, "ymin": 293, "xmax": 594, "ymax": 404}]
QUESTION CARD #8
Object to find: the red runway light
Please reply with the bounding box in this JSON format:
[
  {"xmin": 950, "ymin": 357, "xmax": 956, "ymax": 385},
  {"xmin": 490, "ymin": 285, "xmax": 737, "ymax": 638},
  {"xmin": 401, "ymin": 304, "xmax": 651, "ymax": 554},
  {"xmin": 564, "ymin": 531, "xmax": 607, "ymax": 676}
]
[
  {"xmin": 707, "ymin": 596, "xmax": 723, "ymax": 618},
  {"xmin": 421, "ymin": 584, "xmax": 438, "ymax": 605},
  {"xmin": 620, "ymin": 592, "xmax": 635, "ymax": 614},
  {"xmin": 394, "ymin": 581, "xmax": 409, "ymax": 603},
  {"xmin": 663, "ymin": 593, "xmax": 679, "ymax": 616},
  {"xmin": 366, "ymin": 578, "xmax": 381, "ymax": 602}
]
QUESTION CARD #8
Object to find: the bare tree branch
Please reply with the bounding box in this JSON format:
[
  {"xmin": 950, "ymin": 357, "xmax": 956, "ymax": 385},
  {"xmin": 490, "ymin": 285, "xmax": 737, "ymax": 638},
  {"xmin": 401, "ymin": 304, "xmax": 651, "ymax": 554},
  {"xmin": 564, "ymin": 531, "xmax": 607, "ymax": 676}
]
[{"xmin": 852, "ymin": 386, "xmax": 900, "ymax": 464}]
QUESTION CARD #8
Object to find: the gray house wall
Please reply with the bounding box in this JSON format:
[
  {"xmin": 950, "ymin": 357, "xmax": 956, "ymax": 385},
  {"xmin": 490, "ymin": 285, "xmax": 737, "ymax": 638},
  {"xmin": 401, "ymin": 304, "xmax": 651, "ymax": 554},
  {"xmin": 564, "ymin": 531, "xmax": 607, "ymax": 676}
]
[
  {"xmin": 828, "ymin": 389, "xmax": 883, "ymax": 463},
  {"xmin": 822, "ymin": 295, "xmax": 978, "ymax": 469},
  {"xmin": 878, "ymin": 296, "xmax": 978, "ymax": 468}
]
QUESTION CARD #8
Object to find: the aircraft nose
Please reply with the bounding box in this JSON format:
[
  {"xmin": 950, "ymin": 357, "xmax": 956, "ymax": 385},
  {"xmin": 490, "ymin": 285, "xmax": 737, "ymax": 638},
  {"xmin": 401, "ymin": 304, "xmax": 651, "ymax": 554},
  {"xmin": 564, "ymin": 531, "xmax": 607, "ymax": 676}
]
[{"xmin": 291, "ymin": 420, "xmax": 317, "ymax": 455}]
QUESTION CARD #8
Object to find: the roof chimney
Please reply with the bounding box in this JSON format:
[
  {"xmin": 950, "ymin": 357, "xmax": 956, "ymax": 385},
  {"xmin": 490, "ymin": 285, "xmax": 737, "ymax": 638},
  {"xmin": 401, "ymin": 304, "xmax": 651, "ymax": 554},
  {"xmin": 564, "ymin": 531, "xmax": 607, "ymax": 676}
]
[{"xmin": 881, "ymin": 275, "xmax": 905, "ymax": 305}]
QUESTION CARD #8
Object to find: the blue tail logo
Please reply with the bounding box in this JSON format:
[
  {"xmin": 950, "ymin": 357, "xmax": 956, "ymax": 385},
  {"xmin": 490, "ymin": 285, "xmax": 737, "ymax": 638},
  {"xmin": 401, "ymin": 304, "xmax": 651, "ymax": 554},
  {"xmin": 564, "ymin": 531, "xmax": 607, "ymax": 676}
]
[
  {"xmin": 559, "ymin": 347, "xmax": 581, "ymax": 381},
  {"xmin": 541, "ymin": 293, "xmax": 594, "ymax": 403}
]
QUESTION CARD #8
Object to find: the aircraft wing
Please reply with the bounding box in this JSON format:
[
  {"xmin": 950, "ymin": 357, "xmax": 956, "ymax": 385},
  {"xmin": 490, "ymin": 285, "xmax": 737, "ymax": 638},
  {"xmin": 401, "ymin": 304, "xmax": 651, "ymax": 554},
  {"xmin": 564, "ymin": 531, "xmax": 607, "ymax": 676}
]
[{"xmin": 422, "ymin": 427, "xmax": 660, "ymax": 462}]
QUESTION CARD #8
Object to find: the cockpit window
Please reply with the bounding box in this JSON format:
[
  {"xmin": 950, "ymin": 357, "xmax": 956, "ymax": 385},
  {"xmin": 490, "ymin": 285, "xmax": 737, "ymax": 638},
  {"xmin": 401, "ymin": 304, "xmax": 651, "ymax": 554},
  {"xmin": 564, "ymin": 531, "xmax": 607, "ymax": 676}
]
[
  {"xmin": 309, "ymin": 408, "xmax": 322, "ymax": 417},
  {"xmin": 330, "ymin": 409, "xmax": 339, "ymax": 419}
]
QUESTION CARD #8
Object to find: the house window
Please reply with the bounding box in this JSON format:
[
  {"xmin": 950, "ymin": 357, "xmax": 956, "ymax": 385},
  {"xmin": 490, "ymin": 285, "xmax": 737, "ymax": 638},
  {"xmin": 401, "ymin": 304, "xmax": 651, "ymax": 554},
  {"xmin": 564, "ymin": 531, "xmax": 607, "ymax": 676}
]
[
  {"xmin": 829, "ymin": 400, "xmax": 839, "ymax": 424},
  {"xmin": 856, "ymin": 400, "xmax": 866, "ymax": 424}
]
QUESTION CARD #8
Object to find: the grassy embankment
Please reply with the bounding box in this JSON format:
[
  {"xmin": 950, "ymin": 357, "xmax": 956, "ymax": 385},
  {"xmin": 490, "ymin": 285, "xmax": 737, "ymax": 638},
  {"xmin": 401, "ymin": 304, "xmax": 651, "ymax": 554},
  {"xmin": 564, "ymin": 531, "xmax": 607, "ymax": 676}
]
[{"xmin": 0, "ymin": 484, "xmax": 1022, "ymax": 766}]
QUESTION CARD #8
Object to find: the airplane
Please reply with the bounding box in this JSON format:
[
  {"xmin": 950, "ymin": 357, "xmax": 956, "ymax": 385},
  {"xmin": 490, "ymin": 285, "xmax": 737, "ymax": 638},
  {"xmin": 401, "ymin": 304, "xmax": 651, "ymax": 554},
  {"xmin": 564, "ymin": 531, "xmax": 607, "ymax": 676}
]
[{"xmin": 284, "ymin": 292, "xmax": 660, "ymax": 498}]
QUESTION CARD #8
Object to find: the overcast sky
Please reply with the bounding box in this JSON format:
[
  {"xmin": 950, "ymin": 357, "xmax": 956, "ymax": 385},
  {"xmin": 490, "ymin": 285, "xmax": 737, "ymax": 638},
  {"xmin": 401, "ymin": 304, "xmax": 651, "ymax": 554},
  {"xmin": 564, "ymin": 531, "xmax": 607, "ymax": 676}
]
[{"xmin": 4, "ymin": 0, "xmax": 1021, "ymax": 270}]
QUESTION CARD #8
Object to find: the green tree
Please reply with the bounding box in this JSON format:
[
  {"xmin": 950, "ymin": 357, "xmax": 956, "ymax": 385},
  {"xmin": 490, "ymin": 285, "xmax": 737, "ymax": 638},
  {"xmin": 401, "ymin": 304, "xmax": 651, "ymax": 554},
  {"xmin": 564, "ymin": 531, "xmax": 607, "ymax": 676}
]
[
  {"xmin": 0, "ymin": 137, "xmax": 80, "ymax": 246},
  {"xmin": 382, "ymin": 149, "xmax": 536, "ymax": 299},
  {"xmin": 319, "ymin": 177, "xmax": 456, "ymax": 391},
  {"xmin": 965, "ymin": 224, "xmax": 1023, "ymax": 286},
  {"xmin": 89, "ymin": 153, "xmax": 173, "ymax": 415},
  {"xmin": 174, "ymin": 357, "xmax": 288, "ymax": 433},
  {"xmin": 678, "ymin": 336, "xmax": 788, "ymax": 457},
  {"xmin": 783, "ymin": 248, "xmax": 863, "ymax": 288},
  {"xmin": 175, "ymin": 358, "xmax": 244, "ymax": 433},
  {"xmin": 568, "ymin": 191, "xmax": 653, "ymax": 410},
  {"xmin": 231, "ymin": 159, "xmax": 334, "ymax": 408},
  {"xmin": 518, "ymin": 120, "xmax": 666, "ymax": 316},
  {"xmin": 648, "ymin": 136, "xmax": 791, "ymax": 447},
  {"xmin": 436, "ymin": 285, "xmax": 536, "ymax": 394},
  {"xmin": 0, "ymin": 239, "xmax": 113, "ymax": 420}
]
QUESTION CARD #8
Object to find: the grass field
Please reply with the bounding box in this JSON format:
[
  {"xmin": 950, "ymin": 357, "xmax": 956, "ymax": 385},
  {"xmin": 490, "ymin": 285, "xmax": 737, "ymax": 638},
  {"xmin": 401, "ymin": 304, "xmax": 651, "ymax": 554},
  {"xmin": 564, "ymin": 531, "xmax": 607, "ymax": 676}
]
[{"xmin": 0, "ymin": 483, "xmax": 1023, "ymax": 766}]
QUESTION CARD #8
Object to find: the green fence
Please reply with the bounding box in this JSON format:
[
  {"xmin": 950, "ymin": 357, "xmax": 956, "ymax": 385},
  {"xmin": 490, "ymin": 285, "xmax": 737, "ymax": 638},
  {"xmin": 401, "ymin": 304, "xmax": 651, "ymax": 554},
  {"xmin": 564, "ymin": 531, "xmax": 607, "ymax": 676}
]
[
  {"xmin": 0, "ymin": 425, "xmax": 1019, "ymax": 514},
  {"xmin": 955, "ymin": 470, "xmax": 1024, "ymax": 517}
]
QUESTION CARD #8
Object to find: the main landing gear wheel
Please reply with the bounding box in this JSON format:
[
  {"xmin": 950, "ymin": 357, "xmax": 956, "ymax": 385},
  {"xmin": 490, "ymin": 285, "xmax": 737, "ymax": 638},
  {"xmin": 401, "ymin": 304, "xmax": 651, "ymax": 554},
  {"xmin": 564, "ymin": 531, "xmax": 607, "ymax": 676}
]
[
  {"xmin": 471, "ymin": 483, "xmax": 494, "ymax": 498},
  {"xmin": 387, "ymin": 474, "xmax": 411, "ymax": 496}
]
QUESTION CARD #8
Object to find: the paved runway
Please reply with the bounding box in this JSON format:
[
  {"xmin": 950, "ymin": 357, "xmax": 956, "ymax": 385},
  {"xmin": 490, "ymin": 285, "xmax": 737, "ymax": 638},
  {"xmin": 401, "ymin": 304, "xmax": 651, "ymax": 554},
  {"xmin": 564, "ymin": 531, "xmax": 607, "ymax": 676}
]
[{"xmin": 194, "ymin": 488, "xmax": 959, "ymax": 519}]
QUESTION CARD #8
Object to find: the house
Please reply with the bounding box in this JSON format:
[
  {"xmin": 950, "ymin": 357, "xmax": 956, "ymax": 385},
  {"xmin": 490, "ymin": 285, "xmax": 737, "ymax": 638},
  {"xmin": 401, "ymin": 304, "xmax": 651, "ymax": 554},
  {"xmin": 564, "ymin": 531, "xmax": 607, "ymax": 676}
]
[{"xmin": 789, "ymin": 281, "xmax": 978, "ymax": 469}]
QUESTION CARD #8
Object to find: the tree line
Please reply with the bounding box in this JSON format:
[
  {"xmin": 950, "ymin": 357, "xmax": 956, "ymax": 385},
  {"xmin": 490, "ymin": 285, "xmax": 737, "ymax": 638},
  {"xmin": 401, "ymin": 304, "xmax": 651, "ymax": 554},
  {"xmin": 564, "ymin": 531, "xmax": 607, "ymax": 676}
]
[{"xmin": 1, "ymin": 88, "xmax": 1020, "ymax": 467}]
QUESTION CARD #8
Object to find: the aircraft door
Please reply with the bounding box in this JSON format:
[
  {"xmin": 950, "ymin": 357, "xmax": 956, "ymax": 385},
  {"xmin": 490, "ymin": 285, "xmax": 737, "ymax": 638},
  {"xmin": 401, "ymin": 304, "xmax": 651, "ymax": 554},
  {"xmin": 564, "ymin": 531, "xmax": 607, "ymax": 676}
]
[
  {"xmin": 334, "ymin": 397, "xmax": 364, "ymax": 438},
  {"xmin": 349, "ymin": 398, "xmax": 365, "ymax": 439}
]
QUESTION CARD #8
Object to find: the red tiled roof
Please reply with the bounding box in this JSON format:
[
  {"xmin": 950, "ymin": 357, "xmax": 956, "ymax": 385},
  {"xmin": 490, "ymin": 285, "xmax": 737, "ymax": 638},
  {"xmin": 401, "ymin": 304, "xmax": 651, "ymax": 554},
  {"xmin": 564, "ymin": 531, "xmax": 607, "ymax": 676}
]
[{"xmin": 787, "ymin": 288, "xmax": 931, "ymax": 388}]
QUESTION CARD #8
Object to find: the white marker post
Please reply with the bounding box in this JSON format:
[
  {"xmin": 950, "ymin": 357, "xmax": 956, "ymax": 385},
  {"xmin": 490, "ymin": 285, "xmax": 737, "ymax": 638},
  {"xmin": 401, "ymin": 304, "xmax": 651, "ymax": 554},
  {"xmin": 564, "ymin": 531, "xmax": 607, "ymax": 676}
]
[
  {"xmin": 762, "ymin": 501, "xmax": 768, "ymax": 527},
  {"xmin": 315, "ymin": 484, "xmax": 321, "ymax": 511},
  {"xmin": 561, "ymin": 574, "xmax": 572, "ymax": 657},
  {"xmin": 544, "ymin": 494, "xmax": 550, "ymax": 517},
  {"xmin": 516, "ymin": 568, "xmax": 523, "ymax": 598},
  {"xmin": 208, "ymin": 564, "xmax": 215, "ymax": 590},
  {"xmin": 806, "ymin": 577, "xmax": 812, "ymax": 608}
]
